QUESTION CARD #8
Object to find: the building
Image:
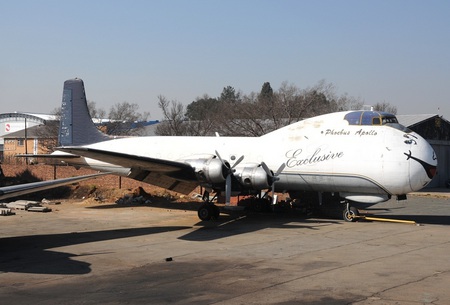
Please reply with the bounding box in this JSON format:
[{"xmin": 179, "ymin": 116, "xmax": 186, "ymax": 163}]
[
  {"xmin": 2, "ymin": 124, "xmax": 58, "ymax": 164},
  {"xmin": 0, "ymin": 112, "xmax": 57, "ymax": 160},
  {"xmin": 397, "ymin": 114, "xmax": 450, "ymax": 188}
]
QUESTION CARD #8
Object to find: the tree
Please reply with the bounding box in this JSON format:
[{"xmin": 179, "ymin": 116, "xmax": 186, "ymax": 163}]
[
  {"xmin": 155, "ymin": 95, "xmax": 187, "ymax": 136},
  {"xmin": 87, "ymin": 101, "xmax": 106, "ymax": 121},
  {"xmin": 106, "ymin": 102, "xmax": 150, "ymax": 136},
  {"xmin": 185, "ymin": 95, "xmax": 220, "ymax": 121},
  {"xmin": 373, "ymin": 102, "xmax": 397, "ymax": 114},
  {"xmin": 220, "ymin": 86, "xmax": 240, "ymax": 103},
  {"xmin": 259, "ymin": 82, "xmax": 273, "ymax": 100}
]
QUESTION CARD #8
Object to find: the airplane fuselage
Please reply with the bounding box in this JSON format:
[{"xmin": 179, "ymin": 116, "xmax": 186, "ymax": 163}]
[{"xmin": 64, "ymin": 111, "xmax": 436, "ymax": 203}]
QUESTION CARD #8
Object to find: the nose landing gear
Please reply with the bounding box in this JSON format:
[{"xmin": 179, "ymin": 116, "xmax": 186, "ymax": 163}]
[{"xmin": 343, "ymin": 202, "xmax": 360, "ymax": 222}]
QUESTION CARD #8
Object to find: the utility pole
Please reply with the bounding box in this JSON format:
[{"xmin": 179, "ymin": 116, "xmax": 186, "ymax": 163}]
[{"xmin": 24, "ymin": 117, "xmax": 28, "ymax": 165}]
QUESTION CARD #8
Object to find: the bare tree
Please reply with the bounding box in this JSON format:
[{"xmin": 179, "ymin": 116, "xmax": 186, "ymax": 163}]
[
  {"xmin": 155, "ymin": 96, "xmax": 188, "ymax": 136},
  {"xmin": 106, "ymin": 102, "xmax": 150, "ymax": 136},
  {"xmin": 87, "ymin": 101, "xmax": 106, "ymax": 121},
  {"xmin": 373, "ymin": 102, "xmax": 398, "ymax": 114}
]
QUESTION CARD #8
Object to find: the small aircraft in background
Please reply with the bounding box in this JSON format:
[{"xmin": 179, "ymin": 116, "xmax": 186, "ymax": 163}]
[{"xmin": 21, "ymin": 78, "xmax": 438, "ymax": 222}]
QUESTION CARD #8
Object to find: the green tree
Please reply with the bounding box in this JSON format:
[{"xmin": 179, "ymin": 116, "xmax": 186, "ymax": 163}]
[
  {"xmin": 259, "ymin": 82, "xmax": 273, "ymax": 100},
  {"xmin": 220, "ymin": 86, "xmax": 240, "ymax": 103},
  {"xmin": 185, "ymin": 95, "xmax": 219, "ymax": 121}
]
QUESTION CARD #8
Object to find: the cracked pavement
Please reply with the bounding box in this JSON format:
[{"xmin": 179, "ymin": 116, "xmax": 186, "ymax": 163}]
[{"xmin": 1, "ymin": 195, "xmax": 450, "ymax": 304}]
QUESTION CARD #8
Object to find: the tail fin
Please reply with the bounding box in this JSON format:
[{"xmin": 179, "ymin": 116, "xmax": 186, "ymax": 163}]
[{"xmin": 58, "ymin": 78, "xmax": 110, "ymax": 146}]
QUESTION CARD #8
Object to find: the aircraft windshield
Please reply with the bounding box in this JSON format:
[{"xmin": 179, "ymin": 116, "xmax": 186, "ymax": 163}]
[{"xmin": 344, "ymin": 111, "xmax": 411, "ymax": 132}]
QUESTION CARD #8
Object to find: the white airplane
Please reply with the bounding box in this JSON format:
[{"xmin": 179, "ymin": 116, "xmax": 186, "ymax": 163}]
[{"xmin": 26, "ymin": 78, "xmax": 438, "ymax": 222}]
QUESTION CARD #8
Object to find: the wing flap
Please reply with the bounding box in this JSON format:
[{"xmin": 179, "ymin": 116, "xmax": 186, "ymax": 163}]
[{"xmin": 128, "ymin": 169, "xmax": 198, "ymax": 194}]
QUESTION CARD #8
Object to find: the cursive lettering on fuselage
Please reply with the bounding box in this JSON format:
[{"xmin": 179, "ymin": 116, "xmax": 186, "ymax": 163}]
[
  {"xmin": 285, "ymin": 147, "xmax": 344, "ymax": 168},
  {"xmin": 355, "ymin": 129, "xmax": 377, "ymax": 136},
  {"xmin": 323, "ymin": 129, "xmax": 350, "ymax": 136},
  {"xmin": 322, "ymin": 128, "xmax": 378, "ymax": 136}
]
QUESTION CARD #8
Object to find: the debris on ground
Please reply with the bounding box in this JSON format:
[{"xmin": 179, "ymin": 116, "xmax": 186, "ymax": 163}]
[
  {"xmin": 116, "ymin": 187, "xmax": 153, "ymax": 205},
  {"xmin": 41, "ymin": 198, "xmax": 61, "ymax": 205},
  {"xmin": 0, "ymin": 207, "xmax": 15, "ymax": 216},
  {"xmin": 27, "ymin": 206, "xmax": 52, "ymax": 212},
  {"xmin": 4, "ymin": 200, "xmax": 52, "ymax": 213}
]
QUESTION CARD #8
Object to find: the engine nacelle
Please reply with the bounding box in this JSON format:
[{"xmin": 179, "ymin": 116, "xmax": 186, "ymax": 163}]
[
  {"xmin": 234, "ymin": 165, "xmax": 271, "ymax": 190},
  {"xmin": 183, "ymin": 157, "xmax": 226, "ymax": 184}
]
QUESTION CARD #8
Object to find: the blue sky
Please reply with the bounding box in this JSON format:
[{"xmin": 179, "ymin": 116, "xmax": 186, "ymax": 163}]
[{"xmin": 1, "ymin": 0, "xmax": 449, "ymax": 120}]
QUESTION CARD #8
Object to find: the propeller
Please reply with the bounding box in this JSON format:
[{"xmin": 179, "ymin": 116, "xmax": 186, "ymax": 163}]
[
  {"xmin": 261, "ymin": 162, "xmax": 286, "ymax": 204},
  {"xmin": 215, "ymin": 150, "xmax": 244, "ymax": 205}
]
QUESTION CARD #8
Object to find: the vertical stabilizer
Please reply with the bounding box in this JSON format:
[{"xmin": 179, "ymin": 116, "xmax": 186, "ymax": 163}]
[{"xmin": 58, "ymin": 78, "xmax": 110, "ymax": 146}]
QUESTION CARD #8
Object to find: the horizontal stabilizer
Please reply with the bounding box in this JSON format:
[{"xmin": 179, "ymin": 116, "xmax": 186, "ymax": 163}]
[{"xmin": 0, "ymin": 173, "xmax": 108, "ymax": 200}]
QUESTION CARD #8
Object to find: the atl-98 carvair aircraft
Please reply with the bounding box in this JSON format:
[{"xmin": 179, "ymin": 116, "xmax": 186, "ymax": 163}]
[{"xmin": 30, "ymin": 78, "xmax": 438, "ymax": 222}]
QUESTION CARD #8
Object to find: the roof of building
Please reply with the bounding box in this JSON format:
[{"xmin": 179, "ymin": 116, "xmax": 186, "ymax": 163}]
[
  {"xmin": 0, "ymin": 112, "xmax": 57, "ymax": 123},
  {"xmin": 396, "ymin": 114, "xmax": 440, "ymax": 128},
  {"xmin": 1, "ymin": 124, "xmax": 56, "ymax": 139}
]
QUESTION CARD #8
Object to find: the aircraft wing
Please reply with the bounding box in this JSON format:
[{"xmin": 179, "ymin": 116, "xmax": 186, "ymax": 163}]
[
  {"xmin": 0, "ymin": 173, "xmax": 107, "ymax": 201},
  {"xmin": 16, "ymin": 153, "xmax": 81, "ymax": 159},
  {"xmin": 58, "ymin": 147, "xmax": 199, "ymax": 194}
]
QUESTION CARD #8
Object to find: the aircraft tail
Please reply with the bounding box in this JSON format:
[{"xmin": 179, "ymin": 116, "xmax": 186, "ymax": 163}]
[{"xmin": 58, "ymin": 78, "xmax": 110, "ymax": 146}]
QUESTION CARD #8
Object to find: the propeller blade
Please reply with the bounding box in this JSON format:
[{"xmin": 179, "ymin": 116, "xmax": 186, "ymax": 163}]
[
  {"xmin": 260, "ymin": 162, "xmax": 286, "ymax": 202},
  {"xmin": 275, "ymin": 163, "xmax": 286, "ymax": 176},
  {"xmin": 260, "ymin": 162, "xmax": 273, "ymax": 178},
  {"xmin": 231, "ymin": 155, "xmax": 244, "ymax": 169},
  {"xmin": 215, "ymin": 150, "xmax": 244, "ymax": 205},
  {"xmin": 215, "ymin": 150, "xmax": 227, "ymax": 167},
  {"xmin": 225, "ymin": 174, "xmax": 232, "ymax": 205}
]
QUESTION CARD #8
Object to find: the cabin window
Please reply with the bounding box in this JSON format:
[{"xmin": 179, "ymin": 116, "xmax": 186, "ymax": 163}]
[
  {"xmin": 344, "ymin": 111, "xmax": 362, "ymax": 125},
  {"xmin": 345, "ymin": 111, "xmax": 399, "ymax": 126},
  {"xmin": 17, "ymin": 139, "xmax": 24, "ymax": 146},
  {"xmin": 344, "ymin": 111, "xmax": 410, "ymax": 132}
]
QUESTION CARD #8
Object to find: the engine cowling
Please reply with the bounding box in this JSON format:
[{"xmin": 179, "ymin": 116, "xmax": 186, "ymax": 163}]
[
  {"xmin": 183, "ymin": 157, "xmax": 227, "ymax": 184},
  {"xmin": 234, "ymin": 165, "xmax": 271, "ymax": 190}
]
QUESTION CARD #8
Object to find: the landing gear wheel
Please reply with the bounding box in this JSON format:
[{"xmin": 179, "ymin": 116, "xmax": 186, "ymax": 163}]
[
  {"xmin": 198, "ymin": 204, "xmax": 220, "ymax": 221},
  {"xmin": 198, "ymin": 204, "xmax": 213, "ymax": 221},
  {"xmin": 343, "ymin": 206, "xmax": 359, "ymax": 222},
  {"xmin": 212, "ymin": 205, "xmax": 220, "ymax": 220}
]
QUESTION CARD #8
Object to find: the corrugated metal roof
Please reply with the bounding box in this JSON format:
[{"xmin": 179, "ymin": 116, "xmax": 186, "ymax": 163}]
[{"xmin": 396, "ymin": 114, "xmax": 439, "ymax": 127}]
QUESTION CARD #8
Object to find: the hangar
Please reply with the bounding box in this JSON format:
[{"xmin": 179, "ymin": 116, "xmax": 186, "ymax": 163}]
[
  {"xmin": 0, "ymin": 112, "xmax": 57, "ymax": 161},
  {"xmin": 397, "ymin": 114, "xmax": 450, "ymax": 188}
]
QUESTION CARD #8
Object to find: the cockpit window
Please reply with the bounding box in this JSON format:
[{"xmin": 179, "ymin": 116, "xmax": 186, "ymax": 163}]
[{"xmin": 344, "ymin": 111, "xmax": 412, "ymax": 132}]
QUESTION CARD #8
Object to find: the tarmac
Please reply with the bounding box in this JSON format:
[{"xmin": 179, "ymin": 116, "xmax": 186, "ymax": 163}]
[{"xmin": 1, "ymin": 190, "xmax": 450, "ymax": 305}]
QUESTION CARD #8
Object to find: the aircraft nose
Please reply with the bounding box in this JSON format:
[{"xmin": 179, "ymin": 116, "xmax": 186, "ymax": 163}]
[{"xmin": 406, "ymin": 135, "xmax": 437, "ymax": 191}]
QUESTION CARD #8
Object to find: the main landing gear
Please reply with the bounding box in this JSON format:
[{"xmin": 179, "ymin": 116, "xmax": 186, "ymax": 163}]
[{"xmin": 197, "ymin": 191, "xmax": 220, "ymax": 221}]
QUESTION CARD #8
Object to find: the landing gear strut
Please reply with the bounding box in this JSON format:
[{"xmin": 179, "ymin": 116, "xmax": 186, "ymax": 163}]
[
  {"xmin": 343, "ymin": 202, "xmax": 359, "ymax": 222},
  {"xmin": 197, "ymin": 191, "xmax": 220, "ymax": 221}
]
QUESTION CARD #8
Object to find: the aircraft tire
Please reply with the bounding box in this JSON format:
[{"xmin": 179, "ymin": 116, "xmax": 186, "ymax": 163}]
[
  {"xmin": 198, "ymin": 204, "xmax": 213, "ymax": 221},
  {"xmin": 212, "ymin": 205, "xmax": 220, "ymax": 220},
  {"xmin": 343, "ymin": 206, "xmax": 359, "ymax": 222}
]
